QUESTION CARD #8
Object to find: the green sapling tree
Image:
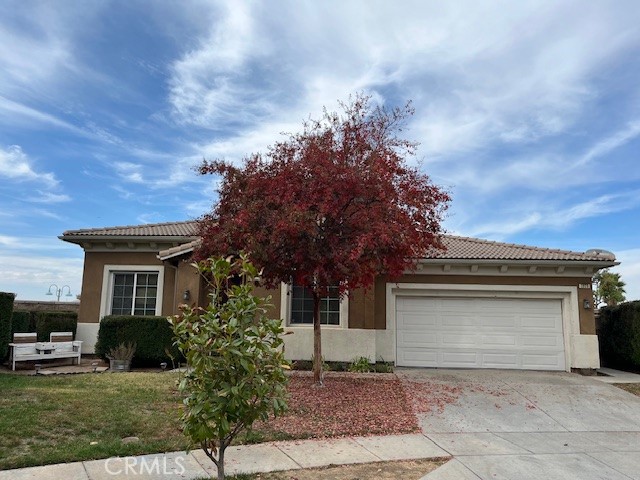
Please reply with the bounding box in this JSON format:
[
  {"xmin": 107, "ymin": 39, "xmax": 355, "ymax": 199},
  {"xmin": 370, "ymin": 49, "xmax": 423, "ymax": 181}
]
[{"xmin": 170, "ymin": 255, "xmax": 289, "ymax": 480}]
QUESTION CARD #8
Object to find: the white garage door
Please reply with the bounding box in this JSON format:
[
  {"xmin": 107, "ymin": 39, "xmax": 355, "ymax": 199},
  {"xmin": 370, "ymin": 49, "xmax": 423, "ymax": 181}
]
[{"xmin": 396, "ymin": 296, "xmax": 566, "ymax": 370}]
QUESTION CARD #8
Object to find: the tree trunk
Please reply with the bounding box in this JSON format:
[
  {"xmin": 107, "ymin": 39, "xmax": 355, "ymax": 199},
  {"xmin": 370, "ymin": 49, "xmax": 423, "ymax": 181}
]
[
  {"xmin": 313, "ymin": 292, "xmax": 323, "ymax": 385},
  {"xmin": 217, "ymin": 447, "xmax": 225, "ymax": 480}
]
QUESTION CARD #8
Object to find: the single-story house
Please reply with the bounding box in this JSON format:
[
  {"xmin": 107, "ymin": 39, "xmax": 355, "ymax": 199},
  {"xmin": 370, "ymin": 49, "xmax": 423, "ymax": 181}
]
[{"xmin": 60, "ymin": 220, "xmax": 618, "ymax": 372}]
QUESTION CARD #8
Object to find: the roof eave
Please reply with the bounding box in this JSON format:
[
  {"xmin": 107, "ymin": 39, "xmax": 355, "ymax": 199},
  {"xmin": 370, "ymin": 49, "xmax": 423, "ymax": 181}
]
[
  {"xmin": 418, "ymin": 258, "xmax": 619, "ymax": 268},
  {"xmin": 157, "ymin": 248, "xmax": 196, "ymax": 261},
  {"xmin": 59, "ymin": 234, "xmax": 198, "ymax": 245}
]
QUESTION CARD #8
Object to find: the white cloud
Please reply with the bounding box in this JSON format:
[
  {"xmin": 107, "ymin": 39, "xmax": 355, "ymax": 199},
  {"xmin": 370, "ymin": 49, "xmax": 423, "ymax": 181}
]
[
  {"xmin": 576, "ymin": 120, "xmax": 640, "ymax": 167},
  {"xmin": 136, "ymin": 212, "xmax": 166, "ymax": 225},
  {"xmin": 469, "ymin": 190, "xmax": 640, "ymax": 238},
  {"xmin": 0, "ymin": 96, "xmax": 85, "ymax": 133},
  {"xmin": 168, "ymin": 1, "xmax": 271, "ymax": 127},
  {"xmin": 0, "ymin": 145, "xmax": 58, "ymax": 187},
  {"xmin": 114, "ymin": 162, "xmax": 145, "ymax": 183},
  {"xmin": 0, "ymin": 234, "xmax": 83, "ymax": 301},
  {"xmin": 0, "ymin": 254, "xmax": 83, "ymax": 301},
  {"xmin": 28, "ymin": 191, "xmax": 71, "ymax": 203},
  {"xmin": 167, "ymin": 1, "xmax": 640, "ymax": 163}
]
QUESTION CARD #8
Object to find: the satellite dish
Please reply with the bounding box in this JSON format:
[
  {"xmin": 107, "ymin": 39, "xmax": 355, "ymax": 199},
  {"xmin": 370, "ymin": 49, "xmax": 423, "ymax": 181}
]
[{"xmin": 585, "ymin": 249, "xmax": 616, "ymax": 259}]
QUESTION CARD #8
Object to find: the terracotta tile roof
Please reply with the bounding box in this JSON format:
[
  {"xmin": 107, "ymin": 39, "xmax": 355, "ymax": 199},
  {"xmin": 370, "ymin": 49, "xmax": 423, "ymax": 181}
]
[
  {"xmin": 61, "ymin": 220, "xmax": 617, "ymax": 263},
  {"xmin": 427, "ymin": 235, "xmax": 617, "ymax": 262},
  {"xmin": 61, "ymin": 221, "xmax": 198, "ymax": 238}
]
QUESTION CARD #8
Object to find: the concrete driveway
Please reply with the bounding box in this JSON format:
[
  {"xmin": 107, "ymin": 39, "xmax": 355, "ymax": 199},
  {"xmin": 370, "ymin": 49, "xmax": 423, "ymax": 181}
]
[{"xmin": 397, "ymin": 368, "xmax": 640, "ymax": 480}]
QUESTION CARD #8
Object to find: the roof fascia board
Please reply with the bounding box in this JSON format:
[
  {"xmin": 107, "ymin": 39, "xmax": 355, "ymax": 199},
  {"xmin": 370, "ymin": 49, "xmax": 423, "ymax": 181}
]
[
  {"xmin": 59, "ymin": 235, "xmax": 196, "ymax": 244},
  {"xmin": 418, "ymin": 258, "xmax": 619, "ymax": 268},
  {"xmin": 157, "ymin": 248, "xmax": 196, "ymax": 261}
]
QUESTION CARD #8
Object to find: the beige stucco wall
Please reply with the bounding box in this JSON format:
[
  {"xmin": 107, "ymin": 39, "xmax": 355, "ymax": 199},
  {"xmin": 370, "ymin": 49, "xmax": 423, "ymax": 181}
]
[{"xmin": 78, "ymin": 251, "xmax": 174, "ymax": 324}]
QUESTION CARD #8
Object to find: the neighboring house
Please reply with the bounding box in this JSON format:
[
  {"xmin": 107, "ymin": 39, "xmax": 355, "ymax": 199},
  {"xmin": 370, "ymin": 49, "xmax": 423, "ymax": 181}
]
[{"xmin": 60, "ymin": 221, "xmax": 618, "ymax": 372}]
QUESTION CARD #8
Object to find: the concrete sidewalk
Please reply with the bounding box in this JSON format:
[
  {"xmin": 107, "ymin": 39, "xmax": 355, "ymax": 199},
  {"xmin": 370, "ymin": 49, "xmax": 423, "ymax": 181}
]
[{"xmin": 0, "ymin": 434, "xmax": 450, "ymax": 479}]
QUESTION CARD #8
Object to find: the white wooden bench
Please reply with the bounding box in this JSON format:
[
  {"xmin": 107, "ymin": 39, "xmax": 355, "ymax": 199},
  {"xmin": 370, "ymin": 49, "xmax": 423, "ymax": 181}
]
[{"xmin": 9, "ymin": 332, "xmax": 82, "ymax": 371}]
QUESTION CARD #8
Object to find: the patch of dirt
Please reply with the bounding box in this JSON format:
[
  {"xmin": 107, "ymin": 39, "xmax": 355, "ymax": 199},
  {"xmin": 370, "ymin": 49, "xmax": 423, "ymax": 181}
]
[
  {"xmin": 614, "ymin": 383, "xmax": 640, "ymax": 396},
  {"xmin": 251, "ymin": 458, "xmax": 448, "ymax": 479},
  {"xmin": 258, "ymin": 372, "xmax": 419, "ymax": 438}
]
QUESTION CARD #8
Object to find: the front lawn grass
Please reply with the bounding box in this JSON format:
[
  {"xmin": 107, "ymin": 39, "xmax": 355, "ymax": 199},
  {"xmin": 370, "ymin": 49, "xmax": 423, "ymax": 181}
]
[
  {"xmin": 0, "ymin": 371, "xmax": 418, "ymax": 471},
  {"xmin": 0, "ymin": 372, "xmax": 185, "ymax": 470}
]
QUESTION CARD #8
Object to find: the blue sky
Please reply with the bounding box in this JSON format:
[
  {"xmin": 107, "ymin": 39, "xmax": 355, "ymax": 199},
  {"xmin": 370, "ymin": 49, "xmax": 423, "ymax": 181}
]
[{"xmin": 1, "ymin": 1, "xmax": 639, "ymax": 302}]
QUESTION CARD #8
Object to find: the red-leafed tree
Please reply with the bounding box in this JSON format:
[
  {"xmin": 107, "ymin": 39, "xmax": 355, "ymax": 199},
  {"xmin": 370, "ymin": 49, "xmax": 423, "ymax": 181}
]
[{"xmin": 196, "ymin": 94, "xmax": 450, "ymax": 384}]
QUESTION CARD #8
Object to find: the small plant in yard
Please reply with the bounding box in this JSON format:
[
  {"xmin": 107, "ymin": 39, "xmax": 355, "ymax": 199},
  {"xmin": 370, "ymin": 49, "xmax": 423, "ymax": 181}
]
[
  {"xmin": 374, "ymin": 361, "xmax": 394, "ymax": 373},
  {"xmin": 106, "ymin": 342, "xmax": 136, "ymax": 361},
  {"xmin": 170, "ymin": 255, "xmax": 290, "ymax": 480},
  {"xmin": 348, "ymin": 356, "xmax": 374, "ymax": 373},
  {"xmin": 107, "ymin": 342, "xmax": 136, "ymax": 372}
]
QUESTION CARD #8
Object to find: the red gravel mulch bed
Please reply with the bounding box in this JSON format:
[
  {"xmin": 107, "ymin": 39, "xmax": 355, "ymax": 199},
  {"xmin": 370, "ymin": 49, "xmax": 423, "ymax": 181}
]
[
  {"xmin": 401, "ymin": 380, "xmax": 464, "ymax": 414},
  {"xmin": 256, "ymin": 372, "xmax": 420, "ymax": 439}
]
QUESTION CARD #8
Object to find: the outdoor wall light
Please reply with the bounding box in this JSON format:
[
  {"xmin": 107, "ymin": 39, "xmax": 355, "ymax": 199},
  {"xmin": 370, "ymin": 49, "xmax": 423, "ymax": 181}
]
[
  {"xmin": 583, "ymin": 299, "xmax": 591, "ymax": 310},
  {"xmin": 182, "ymin": 289, "xmax": 191, "ymax": 301}
]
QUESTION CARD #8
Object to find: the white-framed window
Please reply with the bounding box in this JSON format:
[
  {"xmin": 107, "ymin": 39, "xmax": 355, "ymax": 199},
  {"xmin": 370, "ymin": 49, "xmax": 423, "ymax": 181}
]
[
  {"xmin": 281, "ymin": 282, "xmax": 348, "ymax": 327},
  {"xmin": 100, "ymin": 265, "xmax": 164, "ymax": 318}
]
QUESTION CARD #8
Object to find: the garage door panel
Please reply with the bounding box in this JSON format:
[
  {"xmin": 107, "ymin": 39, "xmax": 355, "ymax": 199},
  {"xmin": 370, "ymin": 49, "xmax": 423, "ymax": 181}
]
[
  {"xmin": 398, "ymin": 312, "xmax": 437, "ymax": 328},
  {"xmin": 397, "ymin": 331, "xmax": 437, "ymax": 346},
  {"xmin": 397, "ymin": 296, "xmax": 438, "ymax": 311},
  {"xmin": 482, "ymin": 353, "xmax": 518, "ymax": 368},
  {"xmin": 440, "ymin": 298, "xmax": 476, "ymax": 309},
  {"xmin": 440, "ymin": 313, "xmax": 476, "ymax": 327},
  {"xmin": 480, "ymin": 314, "xmax": 517, "ymax": 328},
  {"xmin": 399, "ymin": 349, "xmax": 438, "ymax": 366},
  {"xmin": 442, "ymin": 333, "xmax": 477, "ymax": 347},
  {"xmin": 522, "ymin": 353, "xmax": 564, "ymax": 369},
  {"xmin": 442, "ymin": 351, "xmax": 479, "ymax": 367},
  {"xmin": 520, "ymin": 314, "xmax": 559, "ymax": 329},
  {"xmin": 481, "ymin": 334, "xmax": 517, "ymax": 347},
  {"xmin": 522, "ymin": 335, "xmax": 563, "ymax": 347},
  {"xmin": 396, "ymin": 296, "xmax": 565, "ymax": 371}
]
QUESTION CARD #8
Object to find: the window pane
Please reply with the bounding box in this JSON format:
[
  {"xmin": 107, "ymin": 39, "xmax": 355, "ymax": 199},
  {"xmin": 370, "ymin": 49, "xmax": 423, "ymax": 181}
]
[
  {"xmin": 290, "ymin": 282, "xmax": 340, "ymax": 326},
  {"xmin": 111, "ymin": 271, "xmax": 159, "ymax": 316},
  {"xmin": 292, "ymin": 298, "xmax": 303, "ymax": 312}
]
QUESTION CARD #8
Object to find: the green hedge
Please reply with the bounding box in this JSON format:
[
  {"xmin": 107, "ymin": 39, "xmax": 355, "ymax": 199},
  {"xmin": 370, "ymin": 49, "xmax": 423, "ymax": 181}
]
[
  {"xmin": 34, "ymin": 312, "xmax": 77, "ymax": 342},
  {"xmin": 9, "ymin": 311, "xmax": 77, "ymax": 341},
  {"xmin": 95, "ymin": 315, "xmax": 181, "ymax": 367},
  {"xmin": 597, "ymin": 301, "xmax": 640, "ymax": 370},
  {"xmin": 0, "ymin": 292, "xmax": 16, "ymax": 360},
  {"xmin": 10, "ymin": 311, "xmax": 35, "ymax": 334}
]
